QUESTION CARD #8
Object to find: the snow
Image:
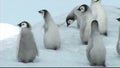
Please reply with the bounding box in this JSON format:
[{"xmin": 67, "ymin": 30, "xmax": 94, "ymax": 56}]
[
  {"xmin": 0, "ymin": 5, "xmax": 120, "ymax": 68},
  {"xmin": 0, "ymin": 23, "xmax": 20, "ymax": 40}
]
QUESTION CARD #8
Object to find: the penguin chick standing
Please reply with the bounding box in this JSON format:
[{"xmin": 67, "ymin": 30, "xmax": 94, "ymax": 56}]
[
  {"xmin": 86, "ymin": 20, "xmax": 106, "ymax": 66},
  {"xmin": 77, "ymin": 4, "xmax": 94, "ymax": 45},
  {"xmin": 17, "ymin": 21, "xmax": 38, "ymax": 63},
  {"xmin": 116, "ymin": 26, "xmax": 120, "ymax": 55},
  {"xmin": 38, "ymin": 9, "xmax": 61, "ymax": 50},
  {"xmin": 66, "ymin": 6, "xmax": 80, "ymax": 28},
  {"xmin": 91, "ymin": 0, "xmax": 108, "ymax": 36}
]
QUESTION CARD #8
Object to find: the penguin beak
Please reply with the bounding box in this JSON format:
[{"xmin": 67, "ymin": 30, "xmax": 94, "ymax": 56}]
[
  {"xmin": 77, "ymin": 7, "xmax": 81, "ymax": 11},
  {"xmin": 38, "ymin": 11, "xmax": 44, "ymax": 16},
  {"xmin": 17, "ymin": 24, "xmax": 21, "ymax": 27},
  {"xmin": 67, "ymin": 23, "xmax": 70, "ymax": 27},
  {"xmin": 38, "ymin": 11, "xmax": 42, "ymax": 14},
  {"xmin": 117, "ymin": 18, "xmax": 120, "ymax": 21},
  {"xmin": 66, "ymin": 20, "xmax": 70, "ymax": 27}
]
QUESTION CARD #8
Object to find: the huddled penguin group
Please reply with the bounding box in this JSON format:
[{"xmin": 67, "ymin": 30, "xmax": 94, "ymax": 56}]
[{"xmin": 14, "ymin": 0, "xmax": 120, "ymax": 67}]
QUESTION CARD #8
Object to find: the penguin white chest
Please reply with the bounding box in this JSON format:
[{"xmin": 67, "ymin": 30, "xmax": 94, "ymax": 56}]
[{"xmin": 91, "ymin": 4, "xmax": 107, "ymax": 35}]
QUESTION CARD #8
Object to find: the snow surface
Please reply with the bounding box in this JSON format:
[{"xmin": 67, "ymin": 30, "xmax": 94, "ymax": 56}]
[
  {"xmin": 0, "ymin": 23, "xmax": 20, "ymax": 40},
  {"xmin": 0, "ymin": 6, "xmax": 120, "ymax": 67}
]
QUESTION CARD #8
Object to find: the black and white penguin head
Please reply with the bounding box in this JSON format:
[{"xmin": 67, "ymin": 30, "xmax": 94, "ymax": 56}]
[
  {"xmin": 18, "ymin": 21, "xmax": 31, "ymax": 28},
  {"xmin": 38, "ymin": 9, "xmax": 48, "ymax": 17},
  {"xmin": 66, "ymin": 16, "xmax": 75, "ymax": 27},
  {"xmin": 78, "ymin": 4, "xmax": 88, "ymax": 13},
  {"xmin": 92, "ymin": 0, "xmax": 100, "ymax": 3},
  {"xmin": 91, "ymin": 20, "xmax": 99, "ymax": 30}
]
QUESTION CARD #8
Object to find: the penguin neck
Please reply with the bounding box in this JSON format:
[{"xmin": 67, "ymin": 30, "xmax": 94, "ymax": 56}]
[
  {"xmin": 118, "ymin": 26, "xmax": 120, "ymax": 40},
  {"xmin": 91, "ymin": 26, "xmax": 99, "ymax": 36},
  {"xmin": 44, "ymin": 12, "xmax": 54, "ymax": 24},
  {"xmin": 92, "ymin": 1, "xmax": 101, "ymax": 6}
]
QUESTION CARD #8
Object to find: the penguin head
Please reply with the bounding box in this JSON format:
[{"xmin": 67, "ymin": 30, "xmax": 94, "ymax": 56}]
[
  {"xmin": 38, "ymin": 9, "xmax": 48, "ymax": 17},
  {"xmin": 78, "ymin": 4, "xmax": 88, "ymax": 13},
  {"xmin": 91, "ymin": 20, "xmax": 99, "ymax": 30},
  {"xmin": 92, "ymin": 0, "xmax": 100, "ymax": 3},
  {"xmin": 18, "ymin": 21, "xmax": 31, "ymax": 28},
  {"xmin": 66, "ymin": 16, "xmax": 75, "ymax": 27}
]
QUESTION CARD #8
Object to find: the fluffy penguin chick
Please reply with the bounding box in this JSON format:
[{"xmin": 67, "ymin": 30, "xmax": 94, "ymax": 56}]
[
  {"xmin": 66, "ymin": 6, "xmax": 80, "ymax": 28},
  {"xmin": 77, "ymin": 4, "xmax": 94, "ymax": 45},
  {"xmin": 116, "ymin": 26, "xmax": 120, "ymax": 55},
  {"xmin": 38, "ymin": 9, "xmax": 61, "ymax": 50},
  {"xmin": 91, "ymin": 0, "xmax": 108, "ymax": 36},
  {"xmin": 87, "ymin": 20, "xmax": 106, "ymax": 66},
  {"xmin": 17, "ymin": 21, "xmax": 38, "ymax": 63}
]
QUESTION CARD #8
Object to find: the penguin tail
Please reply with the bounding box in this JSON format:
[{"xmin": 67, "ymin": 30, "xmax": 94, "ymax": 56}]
[
  {"xmin": 83, "ymin": 42, "xmax": 88, "ymax": 45},
  {"xmin": 104, "ymin": 32, "xmax": 108, "ymax": 36}
]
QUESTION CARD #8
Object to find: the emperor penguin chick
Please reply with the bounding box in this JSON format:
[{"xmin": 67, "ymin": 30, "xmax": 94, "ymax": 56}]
[
  {"xmin": 86, "ymin": 20, "xmax": 106, "ymax": 66},
  {"xmin": 77, "ymin": 4, "xmax": 94, "ymax": 45},
  {"xmin": 17, "ymin": 21, "xmax": 38, "ymax": 63},
  {"xmin": 66, "ymin": 6, "xmax": 80, "ymax": 28},
  {"xmin": 38, "ymin": 9, "xmax": 61, "ymax": 50},
  {"xmin": 91, "ymin": 0, "xmax": 108, "ymax": 36},
  {"xmin": 116, "ymin": 26, "xmax": 120, "ymax": 55}
]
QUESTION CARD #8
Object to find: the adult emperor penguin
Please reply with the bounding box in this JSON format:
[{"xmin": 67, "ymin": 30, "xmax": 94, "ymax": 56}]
[
  {"xmin": 91, "ymin": 0, "xmax": 108, "ymax": 36},
  {"xmin": 66, "ymin": 6, "xmax": 80, "ymax": 28},
  {"xmin": 77, "ymin": 4, "xmax": 94, "ymax": 45},
  {"xmin": 116, "ymin": 26, "xmax": 120, "ymax": 55},
  {"xmin": 86, "ymin": 20, "xmax": 106, "ymax": 66},
  {"xmin": 38, "ymin": 9, "xmax": 61, "ymax": 50},
  {"xmin": 17, "ymin": 21, "xmax": 38, "ymax": 63}
]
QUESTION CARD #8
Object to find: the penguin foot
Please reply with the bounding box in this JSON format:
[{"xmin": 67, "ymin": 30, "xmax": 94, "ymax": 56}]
[
  {"xmin": 20, "ymin": 60, "xmax": 28, "ymax": 63},
  {"xmin": 53, "ymin": 47, "xmax": 58, "ymax": 50},
  {"xmin": 19, "ymin": 59, "xmax": 34, "ymax": 63},
  {"xmin": 83, "ymin": 42, "xmax": 88, "ymax": 45},
  {"xmin": 90, "ymin": 63, "xmax": 96, "ymax": 66},
  {"xmin": 103, "ymin": 32, "xmax": 107, "ymax": 36},
  {"xmin": 28, "ymin": 59, "xmax": 34, "ymax": 62},
  {"xmin": 102, "ymin": 61, "xmax": 106, "ymax": 67}
]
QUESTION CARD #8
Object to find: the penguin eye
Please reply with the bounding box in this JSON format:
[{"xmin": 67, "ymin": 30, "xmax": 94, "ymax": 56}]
[
  {"xmin": 21, "ymin": 23, "xmax": 27, "ymax": 28},
  {"xmin": 80, "ymin": 6, "xmax": 85, "ymax": 12}
]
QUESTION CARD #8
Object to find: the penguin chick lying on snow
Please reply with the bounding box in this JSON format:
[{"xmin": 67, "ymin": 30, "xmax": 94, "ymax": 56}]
[
  {"xmin": 38, "ymin": 9, "xmax": 61, "ymax": 50},
  {"xmin": 17, "ymin": 21, "xmax": 38, "ymax": 63}
]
